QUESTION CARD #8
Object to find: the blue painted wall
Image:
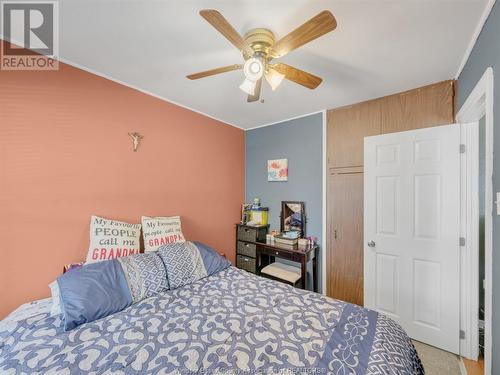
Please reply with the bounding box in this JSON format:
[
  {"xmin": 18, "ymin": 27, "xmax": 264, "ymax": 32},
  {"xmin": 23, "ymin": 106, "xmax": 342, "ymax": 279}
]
[
  {"xmin": 457, "ymin": 2, "xmax": 499, "ymax": 371},
  {"xmin": 245, "ymin": 113, "xmax": 323, "ymax": 291}
]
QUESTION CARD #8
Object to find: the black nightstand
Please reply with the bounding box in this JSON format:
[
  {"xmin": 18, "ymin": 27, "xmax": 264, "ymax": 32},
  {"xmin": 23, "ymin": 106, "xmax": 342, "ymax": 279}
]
[{"xmin": 235, "ymin": 224, "xmax": 268, "ymax": 274}]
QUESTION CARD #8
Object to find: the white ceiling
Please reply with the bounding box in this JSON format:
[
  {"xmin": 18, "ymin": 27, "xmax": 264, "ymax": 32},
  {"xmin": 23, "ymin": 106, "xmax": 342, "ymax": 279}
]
[{"xmin": 58, "ymin": 0, "xmax": 488, "ymax": 129}]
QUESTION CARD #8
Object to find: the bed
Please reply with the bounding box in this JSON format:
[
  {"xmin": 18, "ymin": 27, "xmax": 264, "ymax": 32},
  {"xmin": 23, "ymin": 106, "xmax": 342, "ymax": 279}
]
[{"xmin": 0, "ymin": 266, "xmax": 423, "ymax": 374}]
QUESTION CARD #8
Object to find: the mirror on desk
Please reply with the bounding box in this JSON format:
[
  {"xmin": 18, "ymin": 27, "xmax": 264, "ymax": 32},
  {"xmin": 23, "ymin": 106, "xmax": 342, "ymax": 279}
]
[{"xmin": 280, "ymin": 201, "xmax": 306, "ymax": 238}]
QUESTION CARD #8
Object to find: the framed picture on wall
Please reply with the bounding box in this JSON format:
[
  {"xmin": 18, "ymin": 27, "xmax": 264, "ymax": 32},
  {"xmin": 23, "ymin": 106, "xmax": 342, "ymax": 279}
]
[{"xmin": 267, "ymin": 159, "xmax": 288, "ymax": 181}]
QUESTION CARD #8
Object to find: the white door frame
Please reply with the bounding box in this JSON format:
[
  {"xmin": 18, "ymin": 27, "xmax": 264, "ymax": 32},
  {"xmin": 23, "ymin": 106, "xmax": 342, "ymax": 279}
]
[
  {"xmin": 322, "ymin": 109, "xmax": 327, "ymax": 295},
  {"xmin": 457, "ymin": 67, "xmax": 493, "ymax": 374},
  {"xmin": 460, "ymin": 121, "xmax": 479, "ymax": 357}
]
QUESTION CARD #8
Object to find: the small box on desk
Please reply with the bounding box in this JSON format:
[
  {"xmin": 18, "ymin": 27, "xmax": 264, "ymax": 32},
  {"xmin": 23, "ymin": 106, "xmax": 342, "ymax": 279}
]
[{"xmin": 248, "ymin": 207, "xmax": 269, "ymax": 226}]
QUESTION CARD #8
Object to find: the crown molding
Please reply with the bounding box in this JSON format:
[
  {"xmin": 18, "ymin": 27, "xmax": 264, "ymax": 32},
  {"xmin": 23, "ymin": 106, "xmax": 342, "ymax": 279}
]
[{"xmin": 455, "ymin": 0, "xmax": 497, "ymax": 78}]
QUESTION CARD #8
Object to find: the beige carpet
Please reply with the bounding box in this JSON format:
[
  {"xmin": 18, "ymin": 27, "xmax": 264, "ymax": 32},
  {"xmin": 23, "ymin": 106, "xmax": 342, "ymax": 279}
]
[{"xmin": 413, "ymin": 341, "xmax": 462, "ymax": 375}]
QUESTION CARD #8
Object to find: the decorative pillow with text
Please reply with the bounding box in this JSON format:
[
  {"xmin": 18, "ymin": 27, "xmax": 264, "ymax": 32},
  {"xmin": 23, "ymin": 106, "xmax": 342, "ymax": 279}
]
[
  {"xmin": 86, "ymin": 216, "xmax": 141, "ymax": 263},
  {"xmin": 142, "ymin": 216, "xmax": 185, "ymax": 252}
]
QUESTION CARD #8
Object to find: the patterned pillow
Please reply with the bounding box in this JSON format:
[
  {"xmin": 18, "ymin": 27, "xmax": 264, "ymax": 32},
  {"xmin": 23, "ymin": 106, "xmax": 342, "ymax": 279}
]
[
  {"xmin": 158, "ymin": 241, "xmax": 230, "ymax": 289},
  {"xmin": 158, "ymin": 242, "xmax": 207, "ymax": 289},
  {"xmin": 86, "ymin": 216, "xmax": 142, "ymax": 263},
  {"xmin": 141, "ymin": 216, "xmax": 185, "ymax": 252},
  {"xmin": 118, "ymin": 252, "xmax": 168, "ymax": 303}
]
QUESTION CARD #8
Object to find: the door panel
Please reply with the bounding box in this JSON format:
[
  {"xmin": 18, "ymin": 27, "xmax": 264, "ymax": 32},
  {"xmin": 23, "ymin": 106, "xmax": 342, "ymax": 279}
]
[
  {"xmin": 413, "ymin": 259, "xmax": 441, "ymax": 328},
  {"xmin": 414, "ymin": 174, "xmax": 441, "ymax": 239},
  {"xmin": 376, "ymin": 176, "xmax": 399, "ymax": 236},
  {"xmin": 327, "ymin": 172, "xmax": 363, "ymax": 306},
  {"xmin": 375, "ymin": 253, "xmax": 399, "ymax": 316},
  {"xmin": 364, "ymin": 124, "xmax": 460, "ymax": 353}
]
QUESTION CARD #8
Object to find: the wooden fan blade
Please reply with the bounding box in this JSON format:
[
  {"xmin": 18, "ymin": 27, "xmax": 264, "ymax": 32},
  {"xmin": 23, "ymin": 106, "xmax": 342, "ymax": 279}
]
[
  {"xmin": 271, "ymin": 11, "xmax": 337, "ymax": 58},
  {"xmin": 247, "ymin": 78, "xmax": 262, "ymax": 102},
  {"xmin": 186, "ymin": 64, "xmax": 242, "ymax": 80},
  {"xmin": 200, "ymin": 9, "xmax": 245, "ymax": 51},
  {"xmin": 272, "ymin": 63, "xmax": 322, "ymax": 89}
]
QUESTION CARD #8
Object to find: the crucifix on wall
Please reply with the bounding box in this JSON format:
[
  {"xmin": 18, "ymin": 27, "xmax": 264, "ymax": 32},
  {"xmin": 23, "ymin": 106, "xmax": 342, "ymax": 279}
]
[{"xmin": 128, "ymin": 132, "xmax": 143, "ymax": 152}]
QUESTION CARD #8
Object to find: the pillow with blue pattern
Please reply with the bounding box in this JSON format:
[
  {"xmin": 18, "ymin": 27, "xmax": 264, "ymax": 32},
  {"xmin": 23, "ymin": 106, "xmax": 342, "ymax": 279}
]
[
  {"xmin": 118, "ymin": 252, "xmax": 169, "ymax": 303},
  {"xmin": 158, "ymin": 241, "xmax": 230, "ymax": 289}
]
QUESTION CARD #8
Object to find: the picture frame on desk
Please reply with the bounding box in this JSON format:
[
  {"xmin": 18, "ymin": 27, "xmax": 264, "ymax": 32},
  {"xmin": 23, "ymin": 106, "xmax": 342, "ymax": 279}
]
[
  {"xmin": 280, "ymin": 201, "xmax": 306, "ymax": 238},
  {"xmin": 240, "ymin": 204, "xmax": 252, "ymax": 224}
]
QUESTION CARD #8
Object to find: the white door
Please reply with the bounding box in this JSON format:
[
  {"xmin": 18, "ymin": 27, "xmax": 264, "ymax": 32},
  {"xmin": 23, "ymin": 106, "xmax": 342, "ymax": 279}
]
[{"xmin": 364, "ymin": 124, "xmax": 460, "ymax": 353}]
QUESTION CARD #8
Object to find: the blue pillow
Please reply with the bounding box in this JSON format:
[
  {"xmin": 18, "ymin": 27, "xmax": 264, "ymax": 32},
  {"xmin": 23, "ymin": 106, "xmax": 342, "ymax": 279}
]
[
  {"xmin": 57, "ymin": 259, "xmax": 132, "ymax": 331},
  {"xmin": 192, "ymin": 241, "xmax": 230, "ymax": 275}
]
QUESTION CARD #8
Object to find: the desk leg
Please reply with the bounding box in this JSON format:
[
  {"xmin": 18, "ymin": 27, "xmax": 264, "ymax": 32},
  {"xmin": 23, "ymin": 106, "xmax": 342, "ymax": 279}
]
[
  {"xmin": 301, "ymin": 257, "xmax": 307, "ymax": 290},
  {"xmin": 313, "ymin": 255, "xmax": 318, "ymax": 293}
]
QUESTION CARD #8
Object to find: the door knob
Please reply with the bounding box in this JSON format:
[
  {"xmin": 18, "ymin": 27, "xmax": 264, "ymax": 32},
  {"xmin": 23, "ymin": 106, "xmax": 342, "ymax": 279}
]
[{"xmin": 367, "ymin": 241, "xmax": 376, "ymax": 248}]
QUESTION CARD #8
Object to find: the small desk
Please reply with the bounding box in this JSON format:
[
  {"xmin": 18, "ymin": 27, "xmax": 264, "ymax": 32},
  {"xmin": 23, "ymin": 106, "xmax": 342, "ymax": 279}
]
[{"xmin": 249, "ymin": 240, "xmax": 319, "ymax": 293}]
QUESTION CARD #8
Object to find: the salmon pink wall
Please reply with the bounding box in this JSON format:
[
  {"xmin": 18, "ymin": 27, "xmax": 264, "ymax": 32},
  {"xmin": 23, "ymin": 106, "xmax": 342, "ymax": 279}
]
[{"xmin": 0, "ymin": 54, "xmax": 244, "ymax": 319}]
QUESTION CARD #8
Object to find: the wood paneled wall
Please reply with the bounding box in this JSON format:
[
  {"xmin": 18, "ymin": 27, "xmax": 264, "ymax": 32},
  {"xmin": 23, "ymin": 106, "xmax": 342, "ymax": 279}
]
[
  {"xmin": 326, "ymin": 80, "xmax": 455, "ymax": 306},
  {"xmin": 327, "ymin": 100, "xmax": 381, "ymax": 168},
  {"xmin": 328, "ymin": 80, "xmax": 455, "ymax": 169},
  {"xmin": 380, "ymin": 80, "xmax": 455, "ymax": 134}
]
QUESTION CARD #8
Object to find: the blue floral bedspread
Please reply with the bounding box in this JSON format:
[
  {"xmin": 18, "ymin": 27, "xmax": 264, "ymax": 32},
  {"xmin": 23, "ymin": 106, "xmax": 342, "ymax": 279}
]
[{"xmin": 0, "ymin": 267, "xmax": 424, "ymax": 374}]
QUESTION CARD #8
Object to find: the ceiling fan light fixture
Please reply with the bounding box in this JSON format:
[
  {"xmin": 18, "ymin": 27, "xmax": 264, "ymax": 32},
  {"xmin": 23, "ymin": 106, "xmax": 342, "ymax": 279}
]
[
  {"xmin": 265, "ymin": 69, "xmax": 285, "ymax": 91},
  {"xmin": 243, "ymin": 57, "xmax": 264, "ymax": 81},
  {"xmin": 239, "ymin": 78, "xmax": 256, "ymax": 95},
  {"xmin": 188, "ymin": 9, "xmax": 336, "ymax": 101}
]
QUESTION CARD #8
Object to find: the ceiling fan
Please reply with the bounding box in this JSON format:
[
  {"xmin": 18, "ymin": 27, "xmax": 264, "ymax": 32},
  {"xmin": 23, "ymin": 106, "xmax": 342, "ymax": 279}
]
[{"xmin": 187, "ymin": 9, "xmax": 337, "ymax": 102}]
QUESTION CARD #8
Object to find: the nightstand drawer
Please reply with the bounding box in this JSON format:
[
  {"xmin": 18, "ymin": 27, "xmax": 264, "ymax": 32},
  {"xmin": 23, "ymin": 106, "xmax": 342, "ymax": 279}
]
[
  {"xmin": 237, "ymin": 241, "xmax": 256, "ymax": 258},
  {"xmin": 236, "ymin": 225, "xmax": 268, "ymax": 242},
  {"xmin": 236, "ymin": 255, "xmax": 256, "ymax": 273},
  {"xmin": 237, "ymin": 226, "xmax": 259, "ymax": 242}
]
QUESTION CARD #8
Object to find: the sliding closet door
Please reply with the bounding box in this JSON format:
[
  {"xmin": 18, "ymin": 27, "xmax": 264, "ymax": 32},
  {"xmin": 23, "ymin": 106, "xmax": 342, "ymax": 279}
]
[{"xmin": 327, "ymin": 171, "xmax": 364, "ymax": 306}]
